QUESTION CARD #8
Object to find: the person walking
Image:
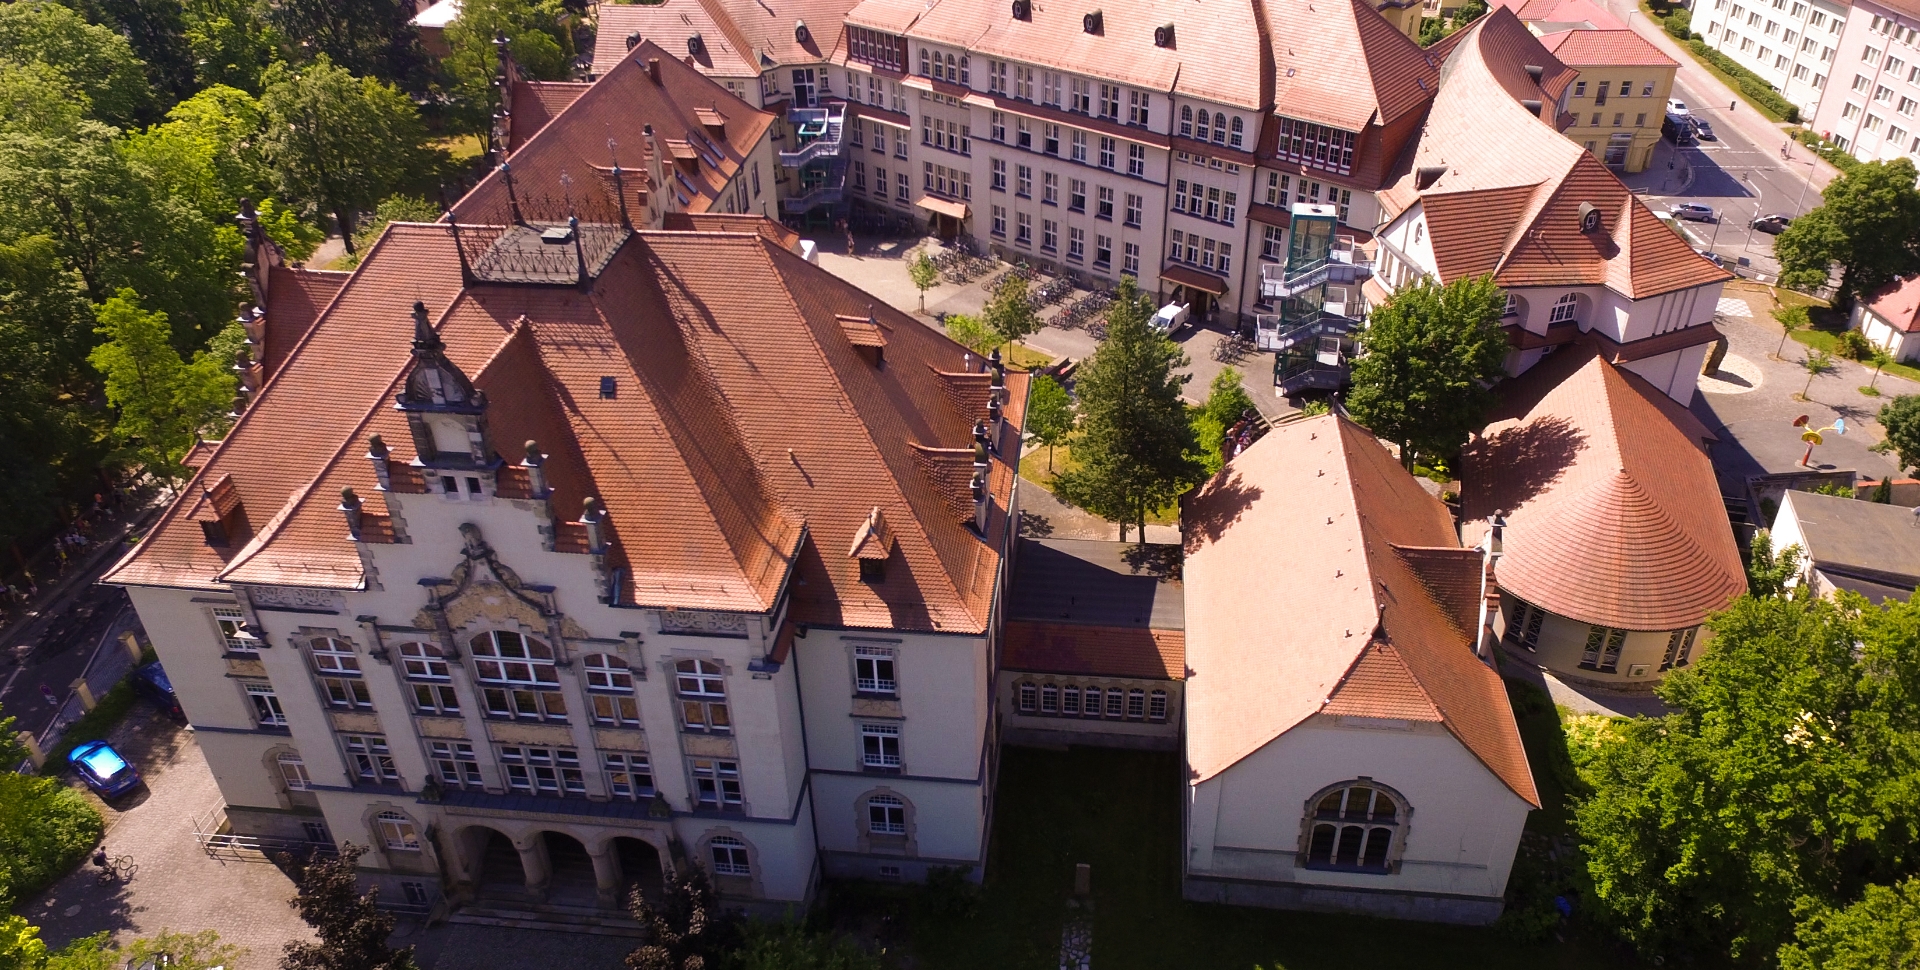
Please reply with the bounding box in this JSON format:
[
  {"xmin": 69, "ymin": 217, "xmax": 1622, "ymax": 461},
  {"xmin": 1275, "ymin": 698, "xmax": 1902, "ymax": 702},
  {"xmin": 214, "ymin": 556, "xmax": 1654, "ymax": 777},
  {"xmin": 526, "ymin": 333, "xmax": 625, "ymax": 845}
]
[{"xmin": 40, "ymin": 683, "xmax": 58, "ymax": 707}]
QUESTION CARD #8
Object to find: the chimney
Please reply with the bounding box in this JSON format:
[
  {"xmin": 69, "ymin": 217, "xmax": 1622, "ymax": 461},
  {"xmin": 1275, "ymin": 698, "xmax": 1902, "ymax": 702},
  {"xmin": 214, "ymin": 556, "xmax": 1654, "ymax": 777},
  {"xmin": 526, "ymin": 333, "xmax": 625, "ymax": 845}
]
[
  {"xmin": 522, "ymin": 440, "xmax": 548, "ymax": 496},
  {"xmin": 366, "ymin": 434, "xmax": 393, "ymax": 490},
  {"xmin": 339, "ymin": 487, "xmax": 365, "ymax": 540},
  {"xmin": 974, "ymin": 419, "xmax": 993, "ymax": 457},
  {"xmin": 970, "ymin": 469, "xmax": 989, "ymax": 532},
  {"xmin": 580, "ymin": 497, "xmax": 609, "ymax": 553},
  {"xmin": 648, "ymin": 57, "xmax": 661, "ymax": 83}
]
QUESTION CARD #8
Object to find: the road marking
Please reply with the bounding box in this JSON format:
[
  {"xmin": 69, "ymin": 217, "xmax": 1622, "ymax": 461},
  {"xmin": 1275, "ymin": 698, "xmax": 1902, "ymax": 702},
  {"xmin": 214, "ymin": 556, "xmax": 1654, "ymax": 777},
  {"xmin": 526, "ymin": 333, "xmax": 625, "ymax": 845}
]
[{"xmin": 0, "ymin": 664, "xmax": 21, "ymax": 701}]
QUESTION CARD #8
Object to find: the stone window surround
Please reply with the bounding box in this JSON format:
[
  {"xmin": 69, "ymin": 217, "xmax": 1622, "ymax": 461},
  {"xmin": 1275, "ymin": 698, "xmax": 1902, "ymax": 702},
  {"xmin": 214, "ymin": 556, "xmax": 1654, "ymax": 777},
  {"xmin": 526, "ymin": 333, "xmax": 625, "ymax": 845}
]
[
  {"xmin": 1295, "ymin": 777, "xmax": 1413, "ymax": 876},
  {"xmin": 855, "ymin": 786, "xmax": 919, "ymax": 857}
]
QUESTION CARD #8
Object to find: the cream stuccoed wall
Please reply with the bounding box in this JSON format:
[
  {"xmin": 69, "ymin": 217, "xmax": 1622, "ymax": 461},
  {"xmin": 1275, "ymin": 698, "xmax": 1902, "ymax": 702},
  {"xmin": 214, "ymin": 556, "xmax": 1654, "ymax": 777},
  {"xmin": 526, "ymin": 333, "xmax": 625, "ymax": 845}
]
[
  {"xmin": 1495, "ymin": 597, "xmax": 1710, "ymax": 686},
  {"xmin": 1621, "ymin": 342, "xmax": 1714, "ymax": 407},
  {"xmin": 793, "ymin": 626, "xmax": 991, "ymax": 876},
  {"xmin": 1185, "ymin": 714, "xmax": 1531, "ymax": 923}
]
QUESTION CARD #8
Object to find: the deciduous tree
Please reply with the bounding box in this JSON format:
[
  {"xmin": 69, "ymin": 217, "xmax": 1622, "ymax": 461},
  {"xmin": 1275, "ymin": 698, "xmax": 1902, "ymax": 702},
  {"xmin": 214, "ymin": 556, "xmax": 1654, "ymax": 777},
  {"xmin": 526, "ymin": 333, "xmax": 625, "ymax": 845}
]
[
  {"xmin": 1023, "ymin": 374, "xmax": 1074, "ymax": 472},
  {"xmin": 259, "ymin": 57, "xmax": 428, "ymax": 250},
  {"xmin": 442, "ymin": 0, "xmax": 574, "ymax": 134},
  {"xmin": 1192, "ymin": 367, "xmax": 1255, "ymax": 474},
  {"xmin": 1742, "ymin": 528, "xmax": 1803, "ymax": 598},
  {"xmin": 908, "ymin": 251, "xmax": 938, "ymax": 311},
  {"xmin": 1052, "ymin": 278, "xmax": 1202, "ymax": 543},
  {"xmin": 1779, "ymin": 878, "xmax": 1920, "ymax": 970},
  {"xmin": 942, "ymin": 312, "xmax": 994, "ymax": 355},
  {"xmin": 87, "ymin": 290, "xmax": 237, "ymax": 480},
  {"xmin": 282, "ymin": 845, "xmax": 418, "ymax": 970},
  {"xmin": 256, "ymin": 0, "xmax": 428, "ymax": 93},
  {"xmin": 1776, "ymin": 158, "xmax": 1920, "ymax": 303},
  {"xmin": 0, "ymin": 2, "xmax": 156, "ymax": 125},
  {"xmin": 182, "ymin": 0, "xmax": 278, "ymax": 92},
  {"xmin": 1571, "ymin": 592, "xmax": 1920, "ymax": 963},
  {"xmin": 338, "ymin": 195, "xmax": 442, "ymax": 268},
  {"xmin": 1875, "ymin": 394, "xmax": 1920, "ymax": 475},
  {"xmin": 624, "ymin": 866, "xmax": 741, "ymax": 970},
  {"xmin": 982, "ymin": 275, "xmax": 1040, "ymax": 350},
  {"xmin": 1344, "ymin": 274, "xmax": 1509, "ymax": 470}
]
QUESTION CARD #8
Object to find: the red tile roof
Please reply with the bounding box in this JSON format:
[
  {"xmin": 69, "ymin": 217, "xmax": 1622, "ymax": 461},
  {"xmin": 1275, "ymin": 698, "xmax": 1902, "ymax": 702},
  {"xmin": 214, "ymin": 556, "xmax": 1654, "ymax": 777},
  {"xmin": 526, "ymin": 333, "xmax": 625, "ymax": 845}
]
[
  {"xmin": 507, "ymin": 81, "xmax": 591, "ymax": 152},
  {"xmin": 1493, "ymin": 0, "xmax": 1624, "ymax": 27},
  {"xmin": 594, "ymin": 1, "xmax": 762, "ymax": 78},
  {"xmin": 1537, "ymin": 28, "xmax": 1677, "ymax": 67},
  {"xmin": 455, "ymin": 40, "xmax": 773, "ymax": 221},
  {"xmin": 261, "ymin": 265, "xmax": 347, "ymax": 380},
  {"xmin": 1267, "ymin": 0, "xmax": 1440, "ymax": 131},
  {"xmin": 1182, "ymin": 414, "xmax": 1537, "ymax": 805},
  {"xmin": 1462, "ymin": 345, "xmax": 1745, "ymax": 631},
  {"xmin": 107, "ymin": 221, "xmax": 1025, "ymax": 635},
  {"xmin": 1381, "ymin": 8, "xmax": 1727, "ymax": 299},
  {"xmin": 1864, "ymin": 274, "xmax": 1920, "ymax": 333},
  {"xmin": 1001, "ymin": 621, "xmax": 1186, "ymax": 680}
]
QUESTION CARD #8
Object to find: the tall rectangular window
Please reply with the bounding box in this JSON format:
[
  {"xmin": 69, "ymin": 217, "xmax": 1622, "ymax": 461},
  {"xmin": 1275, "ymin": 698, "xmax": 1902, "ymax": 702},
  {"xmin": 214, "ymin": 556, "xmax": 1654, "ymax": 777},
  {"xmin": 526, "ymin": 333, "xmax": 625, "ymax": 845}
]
[
  {"xmin": 1123, "ymin": 242, "xmax": 1139, "ymax": 274},
  {"xmin": 428, "ymin": 740, "xmax": 483, "ymax": 789},
  {"xmin": 674, "ymin": 659, "xmax": 731, "ymax": 733},
  {"xmin": 1660, "ymin": 628, "xmax": 1698, "ymax": 671},
  {"xmin": 691, "ymin": 758, "xmax": 743, "ymax": 809},
  {"xmin": 246, "ymin": 683, "xmax": 286, "ymax": 726},
  {"xmin": 1124, "ymin": 193, "xmax": 1142, "ymax": 226},
  {"xmin": 214, "ymin": 607, "xmax": 256, "ymax": 653},
  {"xmin": 1149, "ymin": 690, "xmax": 1168, "ymax": 720},
  {"xmin": 861, "ymin": 723, "xmax": 902, "ymax": 769},
  {"xmin": 605, "ymin": 753, "xmax": 654, "ymax": 799},
  {"xmin": 1127, "ymin": 144, "xmax": 1146, "ymax": 176},
  {"xmin": 1579, "ymin": 626, "xmax": 1628, "ymax": 672},
  {"xmin": 499, "ymin": 745, "xmax": 583, "ymax": 795},
  {"xmin": 344, "ymin": 735, "xmax": 397, "ymax": 783},
  {"xmin": 1071, "ymin": 130, "xmax": 1088, "ymax": 163},
  {"xmin": 1129, "ymin": 90, "xmax": 1150, "ymax": 126},
  {"xmin": 855, "ymin": 644, "xmax": 897, "ymax": 695}
]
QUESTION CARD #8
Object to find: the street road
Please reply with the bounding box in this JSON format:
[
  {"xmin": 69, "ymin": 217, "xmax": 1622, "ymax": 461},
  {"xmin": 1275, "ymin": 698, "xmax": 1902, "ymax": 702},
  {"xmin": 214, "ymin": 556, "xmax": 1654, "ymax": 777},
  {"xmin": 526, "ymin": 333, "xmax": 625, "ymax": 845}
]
[{"xmin": 0, "ymin": 583, "xmax": 128, "ymax": 739}]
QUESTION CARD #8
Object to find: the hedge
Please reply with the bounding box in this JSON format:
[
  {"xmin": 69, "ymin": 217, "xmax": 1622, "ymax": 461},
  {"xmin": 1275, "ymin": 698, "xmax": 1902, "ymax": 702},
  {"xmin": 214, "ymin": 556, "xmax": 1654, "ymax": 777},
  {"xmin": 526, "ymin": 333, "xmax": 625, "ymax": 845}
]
[
  {"xmin": 1689, "ymin": 39, "xmax": 1802, "ymax": 123},
  {"xmin": 1794, "ymin": 128, "xmax": 1861, "ymax": 172}
]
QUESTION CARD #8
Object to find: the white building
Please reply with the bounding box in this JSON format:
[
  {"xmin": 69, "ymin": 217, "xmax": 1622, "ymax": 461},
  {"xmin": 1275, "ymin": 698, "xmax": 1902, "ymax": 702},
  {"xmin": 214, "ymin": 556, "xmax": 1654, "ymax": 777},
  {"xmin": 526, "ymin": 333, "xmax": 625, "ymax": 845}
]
[
  {"xmin": 1771, "ymin": 489, "xmax": 1920, "ymax": 602},
  {"xmin": 1697, "ymin": 0, "xmax": 1849, "ymax": 120},
  {"xmin": 1375, "ymin": 8, "xmax": 1733, "ymax": 406},
  {"xmin": 107, "ymin": 188, "xmax": 1027, "ymax": 920},
  {"xmin": 1180, "ymin": 414, "xmax": 1538, "ymax": 924},
  {"xmin": 1853, "ymin": 272, "xmax": 1920, "ymax": 361},
  {"xmin": 1810, "ymin": 0, "xmax": 1920, "ymax": 165}
]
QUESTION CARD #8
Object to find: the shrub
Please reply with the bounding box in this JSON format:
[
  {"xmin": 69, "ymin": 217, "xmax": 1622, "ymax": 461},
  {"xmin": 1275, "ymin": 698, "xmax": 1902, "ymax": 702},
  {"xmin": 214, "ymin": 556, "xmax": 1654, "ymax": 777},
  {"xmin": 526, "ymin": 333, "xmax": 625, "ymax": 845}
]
[
  {"xmin": 1837, "ymin": 328, "xmax": 1875, "ymax": 360},
  {"xmin": 1688, "ymin": 39, "xmax": 1802, "ymax": 123},
  {"xmin": 0, "ymin": 771, "xmax": 104, "ymax": 905},
  {"xmin": 39, "ymin": 680, "xmax": 138, "ymax": 775},
  {"xmin": 1664, "ymin": 7, "xmax": 1691, "ymax": 39}
]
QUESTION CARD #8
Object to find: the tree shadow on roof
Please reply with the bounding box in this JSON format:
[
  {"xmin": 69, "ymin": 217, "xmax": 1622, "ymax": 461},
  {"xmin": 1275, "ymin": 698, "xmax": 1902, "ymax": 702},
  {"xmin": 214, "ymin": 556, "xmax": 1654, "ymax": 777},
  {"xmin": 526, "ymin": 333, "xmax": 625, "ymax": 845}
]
[
  {"xmin": 1180, "ymin": 471, "xmax": 1262, "ymax": 553},
  {"xmin": 1472, "ymin": 415, "xmax": 1586, "ymax": 513},
  {"xmin": 1119, "ymin": 543, "xmax": 1181, "ymax": 580}
]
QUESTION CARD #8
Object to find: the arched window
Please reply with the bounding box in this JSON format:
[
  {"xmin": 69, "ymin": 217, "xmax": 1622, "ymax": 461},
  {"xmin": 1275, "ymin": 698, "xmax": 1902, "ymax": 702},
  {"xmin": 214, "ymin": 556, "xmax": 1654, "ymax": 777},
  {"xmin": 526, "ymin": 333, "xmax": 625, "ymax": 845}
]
[
  {"xmin": 1548, "ymin": 292, "xmax": 1579, "ymax": 324},
  {"xmin": 398, "ymin": 642, "xmax": 458, "ymax": 715},
  {"xmin": 867, "ymin": 794, "xmax": 906, "ymax": 835},
  {"xmin": 1180, "ymin": 105, "xmax": 1194, "ymax": 137},
  {"xmin": 1229, "ymin": 116, "xmax": 1245, "ymax": 148},
  {"xmin": 470, "ymin": 631, "xmax": 565, "ymax": 721},
  {"xmin": 584, "ymin": 654, "xmax": 639, "ymax": 726},
  {"xmin": 1303, "ymin": 782, "xmax": 1403, "ymax": 872},
  {"xmin": 675, "ymin": 659, "xmax": 730, "ymax": 732},
  {"xmin": 310, "ymin": 638, "xmax": 370, "ymax": 710},
  {"xmin": 1195, "ymin": 110, "xmax": 1210, "ymax": 141},
  {"xmin": 709, "ymin": 836, "xmax": 751, "ymax": 875},
  {"xmin": 376, "ymin": 811, "xmax": 419, "ymax": 850},
  {"xmin": 1213, "ymin": 112, "xmax": 1228, "ymax": 143}
]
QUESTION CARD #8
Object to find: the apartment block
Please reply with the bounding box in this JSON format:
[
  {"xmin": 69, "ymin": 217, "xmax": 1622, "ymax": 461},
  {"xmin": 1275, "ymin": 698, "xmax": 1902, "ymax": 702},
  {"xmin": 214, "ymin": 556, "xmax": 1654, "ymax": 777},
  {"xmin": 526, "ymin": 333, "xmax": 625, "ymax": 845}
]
[
  {"xmin": 1697, "ymin": 0, "xmax": 1849, "ymax": 118},
  {"xmin": 1810, "ymin": 0, "xmax": 1920, "ymax": 164}
]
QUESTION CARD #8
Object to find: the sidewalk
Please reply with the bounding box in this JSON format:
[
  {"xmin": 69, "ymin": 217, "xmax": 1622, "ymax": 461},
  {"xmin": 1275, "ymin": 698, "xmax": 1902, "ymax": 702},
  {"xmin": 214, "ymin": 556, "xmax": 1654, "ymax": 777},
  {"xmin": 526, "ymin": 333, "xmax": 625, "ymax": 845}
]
[
  {"xmin": 1610, "ymin": 2, "xmax": 1842, "ymax": 194},
  {"xmin": 2, "ymin": 488, "xmax": 167, "ymax": 662}
]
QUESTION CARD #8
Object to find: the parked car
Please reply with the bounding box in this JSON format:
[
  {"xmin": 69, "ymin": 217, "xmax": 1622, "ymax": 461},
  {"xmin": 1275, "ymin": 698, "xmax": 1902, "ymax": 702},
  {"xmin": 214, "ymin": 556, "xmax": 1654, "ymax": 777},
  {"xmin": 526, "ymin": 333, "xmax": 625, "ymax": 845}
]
[
  {"xmin": 1693, "ymin": 248, "xmax": 1727, "ymax": 267},
  {"xmin": 1670, "ymin": 202, "xmax": 1717, "ymax": 222},
  {"xmin": 1666, "ymin": 98, "xmax": 1691, "ymax": 120},
  {"xmin": 1152, "ymin": 302, "xmax": 1190, "ymax": 333},
  {"xmin": 1752, "ymin": 213, "xmax": 1793, "ymax": 235},
  {"xmin": 1662, "ymin": 118, "xmax": 1696, "ymax": 145},
  {"xmin": 1691, "ymin": 118, "xmax": 1716, "ymax": 140},
  {"xmin": 69, "ymin": 741, "xmax": 141, "ymax": 798},
  {"xmin": 131, "ymin": 661, "xmax": 183, "ymax": 721}
]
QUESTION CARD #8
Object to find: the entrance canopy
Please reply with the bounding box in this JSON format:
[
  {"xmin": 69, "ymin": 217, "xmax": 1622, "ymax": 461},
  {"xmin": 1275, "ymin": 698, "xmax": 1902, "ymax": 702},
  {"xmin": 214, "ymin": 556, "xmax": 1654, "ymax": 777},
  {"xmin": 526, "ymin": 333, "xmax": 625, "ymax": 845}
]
[{"xmin": 915, "ymin": 196, "xmax": 970, "ymax": 220}]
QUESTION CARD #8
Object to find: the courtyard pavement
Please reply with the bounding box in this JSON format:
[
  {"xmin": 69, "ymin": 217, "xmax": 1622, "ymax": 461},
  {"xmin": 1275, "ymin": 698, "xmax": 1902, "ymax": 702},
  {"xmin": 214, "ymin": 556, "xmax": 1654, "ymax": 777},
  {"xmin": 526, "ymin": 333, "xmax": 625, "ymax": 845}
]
[
  {"xmin": 18, "ymin": 706, "xmax": 316, "ymax": 968},
  {"xmin": 1691, "ymin": 285, "xmax": 1917, "ymax": 506},
  {"xmin": 15, "ymin": 703, "xmax": 637, "ymax": 970}
]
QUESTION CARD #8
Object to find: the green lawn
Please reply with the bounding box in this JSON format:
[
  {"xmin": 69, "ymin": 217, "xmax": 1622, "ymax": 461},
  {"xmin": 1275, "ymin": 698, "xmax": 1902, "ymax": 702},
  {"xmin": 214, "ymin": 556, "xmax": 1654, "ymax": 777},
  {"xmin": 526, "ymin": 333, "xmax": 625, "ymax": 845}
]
[
  {"xmin": 1789, "ymin": 329, "xmax": 1920, "ymax": 385},
  {"xmin": 824, "ymin": 745, "xmax": 1639, "ymax": 970},
  {"xmin": 1016, "ymin": 443, "xmax": 1178, "ymax": 525}
]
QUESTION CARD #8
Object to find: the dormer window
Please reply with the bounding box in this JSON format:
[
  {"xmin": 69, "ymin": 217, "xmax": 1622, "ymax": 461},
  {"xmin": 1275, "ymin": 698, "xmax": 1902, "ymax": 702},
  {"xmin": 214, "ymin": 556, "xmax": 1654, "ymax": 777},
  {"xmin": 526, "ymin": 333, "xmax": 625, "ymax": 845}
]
[
  {"xmin": 860, "ymin": 559, "xmax": 886, "ymax": 582},
  {"xmin": 440, "ymin": 475, "xmax": 485, "ymax": 500}
]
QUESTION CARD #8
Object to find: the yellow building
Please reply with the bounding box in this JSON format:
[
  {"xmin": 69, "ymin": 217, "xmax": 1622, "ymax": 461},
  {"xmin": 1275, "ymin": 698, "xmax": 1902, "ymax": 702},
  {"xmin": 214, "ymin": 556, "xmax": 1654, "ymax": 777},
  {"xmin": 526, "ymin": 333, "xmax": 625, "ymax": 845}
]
[
  {"xmin": 1375, "ymin": 0, "xmax": 1426, "ymax": 39},
  {"xmin": 1540, "ymin": 29, "xmax": 1679, "ymax": 173}
]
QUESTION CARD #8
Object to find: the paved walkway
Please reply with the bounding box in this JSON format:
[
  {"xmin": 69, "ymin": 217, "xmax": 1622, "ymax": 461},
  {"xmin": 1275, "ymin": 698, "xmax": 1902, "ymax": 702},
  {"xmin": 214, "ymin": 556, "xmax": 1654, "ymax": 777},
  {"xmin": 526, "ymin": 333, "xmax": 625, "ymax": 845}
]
[
  {"xmin": 1692, "ymin": 286, "xmax": 1917, "ymax": 499},
  {"xmin": 18, "ymin": 709, "xmax": 316, "ymax": 968},
  {"xmin": 1017, "ymin": 484, "xmax": 1181, "ymax": 544}
]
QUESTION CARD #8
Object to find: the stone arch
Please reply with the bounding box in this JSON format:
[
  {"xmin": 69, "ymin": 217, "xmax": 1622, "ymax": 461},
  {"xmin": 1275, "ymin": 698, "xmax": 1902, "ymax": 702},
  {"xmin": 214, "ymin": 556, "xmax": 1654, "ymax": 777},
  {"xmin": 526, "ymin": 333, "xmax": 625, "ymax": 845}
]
[
  {"xmin": 605, "ymin": 833, "xmax": 668, "ymax": 905},
  {"xmin": 455, "ymin": 823, "xmax": 533, "ymax": 900},
  {"xmin": 259, "ymin": 743, "xmax": 310, "ymax": 809},
  {"xmin": 536, "ymin": 829, "xmax": 600, "ymax": 907},
  {"xmin": 855, "ymin": 786, "xmax": 919, "ymax": 857},
  {"xmin": 359, "ymin": 801, "xmax": 432, "ymax": 872}
]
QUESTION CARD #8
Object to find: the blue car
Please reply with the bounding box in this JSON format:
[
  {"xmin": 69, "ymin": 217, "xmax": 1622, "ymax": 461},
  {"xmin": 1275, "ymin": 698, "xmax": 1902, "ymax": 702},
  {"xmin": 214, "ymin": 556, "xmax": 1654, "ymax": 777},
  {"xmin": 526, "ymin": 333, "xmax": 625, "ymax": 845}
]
[
  {"xmin": 70, "ymin": 741, "xmax": 141, "ymax": 798},
  {"xmin": 131, "ymin": 662, "xmax": 183, "ymax": 721}
]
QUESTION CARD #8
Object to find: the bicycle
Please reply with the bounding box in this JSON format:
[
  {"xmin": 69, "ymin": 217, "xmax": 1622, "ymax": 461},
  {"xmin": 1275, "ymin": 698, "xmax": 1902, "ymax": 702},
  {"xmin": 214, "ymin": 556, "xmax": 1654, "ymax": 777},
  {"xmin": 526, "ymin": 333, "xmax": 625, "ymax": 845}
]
[{"xmin": 94, "ymin": 850, "xmax": 136, "ymax": 885}]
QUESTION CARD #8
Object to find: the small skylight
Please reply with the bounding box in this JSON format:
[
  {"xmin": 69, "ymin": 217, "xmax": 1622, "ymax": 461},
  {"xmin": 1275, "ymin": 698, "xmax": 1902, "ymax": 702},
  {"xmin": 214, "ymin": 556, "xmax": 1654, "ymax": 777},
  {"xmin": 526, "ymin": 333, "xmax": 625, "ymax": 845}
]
[{"xmin": 599, "ymin": 377, "xmax": 617, "ymax": 399}]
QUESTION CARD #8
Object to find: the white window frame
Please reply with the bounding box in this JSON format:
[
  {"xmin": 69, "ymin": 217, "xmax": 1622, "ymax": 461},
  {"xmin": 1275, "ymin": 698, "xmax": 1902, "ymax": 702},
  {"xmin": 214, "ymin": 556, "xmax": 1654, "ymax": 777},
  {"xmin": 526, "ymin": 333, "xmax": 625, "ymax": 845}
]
[
  {"xmin": 854, "ymin": 644, "xmax": 897, "ymax": 695},
  {"xmin": 867, "ymin": 794, "xmax": 907, "ymax": 835},
  {"xmin": 709, "ymin": 836, "xmax": 751, "ymax": 875},
  {"xmin": 377, "ymin": 811, "xmax": 419, "ymax": 850},
  {"xmin": 860, "ymin": 723, "xmax": 902, "ymax": 770}
]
